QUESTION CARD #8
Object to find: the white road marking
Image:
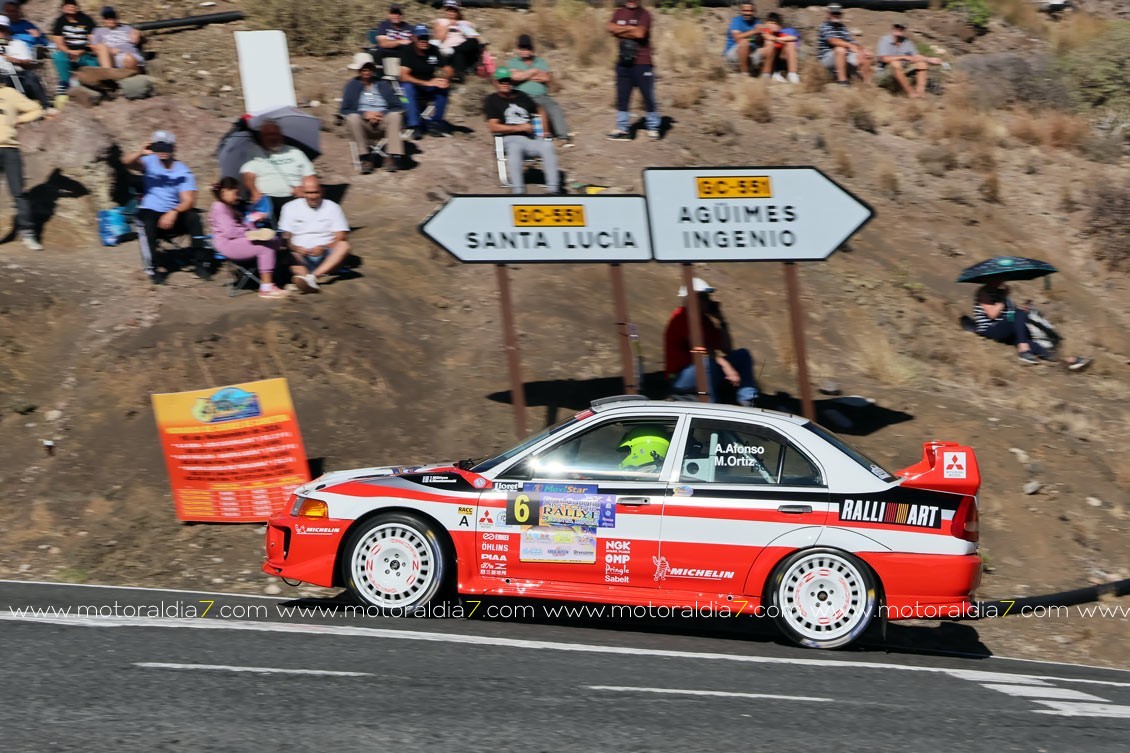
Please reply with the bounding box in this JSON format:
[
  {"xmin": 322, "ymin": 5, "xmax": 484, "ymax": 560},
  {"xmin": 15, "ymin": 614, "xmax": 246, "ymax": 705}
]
[
  {"xmin": 979, "ymin": 684, "xmax": 1107, "ymax": 702},
  {"xmin": 4, "ymin": 610, "xmax": 1130, "ymax": 692},
  {"xmin": 945, "ymin": 670, "xmax": 1051, "ymax": 686},
  {"xmin": 1032, "ymin": 702, "xmax": 1130, "ymax": 718},
  {"xmin": 587, "ymin": 685, "xmax": 832, "ymax": 703},
  {"xmin": 135, "ymin": 662, "xmax": 370, "ymax": 677}
]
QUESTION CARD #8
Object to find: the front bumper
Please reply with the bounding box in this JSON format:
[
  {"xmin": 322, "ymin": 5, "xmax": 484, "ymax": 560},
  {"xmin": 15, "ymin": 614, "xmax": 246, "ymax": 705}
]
[{"xmin": 262, "ymin": 515, "xmax": 351, "ymax": 588}]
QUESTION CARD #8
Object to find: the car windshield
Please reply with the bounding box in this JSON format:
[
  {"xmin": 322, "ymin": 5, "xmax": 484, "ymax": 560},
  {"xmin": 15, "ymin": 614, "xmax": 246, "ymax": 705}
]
[
  {"xmin": 470, "ymin": 413, "xmax": 587, "ymax": 474},
  {"xmin": 801, "ymin": 421, "xmax": 894, "ymax": 482}
]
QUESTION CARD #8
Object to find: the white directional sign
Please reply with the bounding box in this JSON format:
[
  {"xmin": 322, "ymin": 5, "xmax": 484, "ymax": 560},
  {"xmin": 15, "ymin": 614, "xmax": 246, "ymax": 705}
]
[
  {"xmin": 642, "ymin": 167, "xmax": 874, "ymax": 262},
  {"xmin": 420, "ymin": 195, "xmax": 652, "ymax": 263}
]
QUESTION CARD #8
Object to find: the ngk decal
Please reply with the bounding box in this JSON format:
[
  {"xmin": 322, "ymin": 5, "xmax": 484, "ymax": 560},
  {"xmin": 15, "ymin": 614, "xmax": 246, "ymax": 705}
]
[{"xmin": 604, "ymin": 539, "xmax": 631, "ymax": 583}]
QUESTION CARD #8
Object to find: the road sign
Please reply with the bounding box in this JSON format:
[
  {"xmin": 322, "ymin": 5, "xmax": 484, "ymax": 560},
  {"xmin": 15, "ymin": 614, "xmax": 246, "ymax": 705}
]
[
  {"xmin": 642, "ymin": 167, "xmax": 874, "ymax": 262},
  {"xmin": 420, "ymin": 195, "xmax": 652, "ymax": 264}
]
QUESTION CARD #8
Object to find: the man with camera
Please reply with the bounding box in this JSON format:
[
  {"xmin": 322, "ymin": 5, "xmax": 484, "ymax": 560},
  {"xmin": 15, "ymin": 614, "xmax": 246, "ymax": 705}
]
[{"xmin": 606, "ymin": 0, "xmax": 659, "ymax": 141}]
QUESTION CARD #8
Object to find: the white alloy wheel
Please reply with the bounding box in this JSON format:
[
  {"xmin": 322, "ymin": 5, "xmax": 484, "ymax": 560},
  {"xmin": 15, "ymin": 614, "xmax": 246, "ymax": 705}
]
[
  {"xmin": 344, "ymin": 515, "xmax": 446, "ymax": 611},
  {"xmin": 771, "ymin": 548, "xmax": 877, "ymax": 649}
]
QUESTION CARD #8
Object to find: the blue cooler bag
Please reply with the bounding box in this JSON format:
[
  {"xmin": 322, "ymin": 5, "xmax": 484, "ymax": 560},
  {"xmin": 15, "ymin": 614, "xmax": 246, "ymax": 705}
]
[{"xmin": 98, "ymin": 207, "xmax": 130, "ymax": 246}]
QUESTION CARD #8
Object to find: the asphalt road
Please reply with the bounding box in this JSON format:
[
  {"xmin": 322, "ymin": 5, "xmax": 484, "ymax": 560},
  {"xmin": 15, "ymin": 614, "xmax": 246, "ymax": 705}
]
[{"xmin": 1, "ymin": 581, "xmax": 1128, "ymax": 752}]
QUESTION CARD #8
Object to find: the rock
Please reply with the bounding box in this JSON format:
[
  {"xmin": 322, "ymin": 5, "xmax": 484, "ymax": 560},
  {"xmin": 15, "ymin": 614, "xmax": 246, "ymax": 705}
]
[
  {"xmin": 263, "ymin": 583, "xmax": 282, "ymax": 595},
  {"xmin": 210, "ymin": 557, "xmax": 224, "ymax": 564},
  {"xmin": 12, "ymin": 402, "xmax": 37, "ymax": 415},
  {"xmin": 68, "ymin": 85, "xmax": 103, "ymax": 108},
  {"xmin": 1008, "ymin": 447, "xmax": 1030, "ymax": 465},
  {"xmin": 49, "ymin": 547, "xmax": 61, "ymax": 555},
  {"xmin": 818, "ymin": 381, "xmax": 842, "ymax": 396},
  {"xmin": 18, "ymin": 564, "xmax": 30, "ymax": 573},
  {"xmin": 1023, "ymin": 480, "xmax": 1043, "ymax": 495},
  {"xmin": 220, "ymin": 85, "xmax": 233, "ymax": 92},
  {"xmin": 211, "ymin": 577, "xmax": 224, "ymax": 584},
  {"xmin": 1027, "ymin": 462, "xmax": 1045, "ymax": 475},
  {"xmin": 308, "ymin": 100, "xmax": 321, "ymax": 108},
  {"xmin": 1085, "ymin": 496, "xmax": 1103, "ymax": 507}
]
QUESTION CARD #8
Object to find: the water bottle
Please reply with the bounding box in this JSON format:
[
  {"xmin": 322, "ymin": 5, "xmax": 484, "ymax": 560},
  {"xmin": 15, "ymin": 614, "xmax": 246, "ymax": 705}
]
[{"xmin": 532, "ymin": 114, "xmax": 544, "ymax": 139}]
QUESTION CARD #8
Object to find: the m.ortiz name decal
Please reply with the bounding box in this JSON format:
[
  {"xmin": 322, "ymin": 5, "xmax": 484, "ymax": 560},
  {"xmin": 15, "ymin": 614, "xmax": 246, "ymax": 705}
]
[{"xmin": 840, "ymin": 499, "xmax": 941, "ymax": 529}]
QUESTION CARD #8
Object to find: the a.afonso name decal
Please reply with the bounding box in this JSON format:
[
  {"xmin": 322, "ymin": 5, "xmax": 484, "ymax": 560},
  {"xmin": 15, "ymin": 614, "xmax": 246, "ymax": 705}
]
[{"xmin": 839, "ymin": 498, "xmax": 942, "ymax": 529}]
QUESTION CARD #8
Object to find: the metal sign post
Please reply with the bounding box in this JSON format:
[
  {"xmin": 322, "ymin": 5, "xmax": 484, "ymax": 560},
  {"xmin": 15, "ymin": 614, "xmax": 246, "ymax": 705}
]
[
  {"xmin": 609, "ymin": 264, "xmax": 638, "ymax": 394},
  {"xmin": 495, "ymin": 264, "xmax": 527, "ymax": 438},
  {"xmin": 642, "ymin": 167, "xmax": 874, "ymax": 419},
  {"xmin": 420, "ymin": 195, "xmax": 653, "ymax": 438},
  {"xmin": 682, "ymin": 264, "xmax": 712, "ymax": 402}
]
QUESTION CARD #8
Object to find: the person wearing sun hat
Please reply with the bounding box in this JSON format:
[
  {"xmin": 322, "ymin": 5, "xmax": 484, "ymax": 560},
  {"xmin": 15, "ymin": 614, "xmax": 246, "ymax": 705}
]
[
  {"xmin": 483, "ymin": 66, "xmax": 560, "ymax": 195},
  {"xmin": 664, "ymin": 277, "xmax": 759, "ymax": 406}
]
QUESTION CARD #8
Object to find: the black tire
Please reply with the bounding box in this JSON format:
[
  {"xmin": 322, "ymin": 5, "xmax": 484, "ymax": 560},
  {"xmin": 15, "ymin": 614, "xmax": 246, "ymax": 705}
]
[
  {"xmin": 340, "ymin": 512, "xmax": 451, "ymax": 613},
  {"xmin": 768, "ymin": 547, "xmax": 878, "ymax": 649}
]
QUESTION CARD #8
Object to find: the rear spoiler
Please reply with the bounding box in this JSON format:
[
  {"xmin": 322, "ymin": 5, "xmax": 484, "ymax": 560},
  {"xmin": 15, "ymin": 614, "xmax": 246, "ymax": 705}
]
[{"xmin": 896, "ymin": 441, "xmax": 980, "ymax": 496}]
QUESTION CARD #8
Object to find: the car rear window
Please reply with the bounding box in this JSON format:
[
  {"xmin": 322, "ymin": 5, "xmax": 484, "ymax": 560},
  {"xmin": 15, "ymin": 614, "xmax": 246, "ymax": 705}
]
[{"xmin": 801, "ymin": 421, "xmax": 894, "ymax": 482}]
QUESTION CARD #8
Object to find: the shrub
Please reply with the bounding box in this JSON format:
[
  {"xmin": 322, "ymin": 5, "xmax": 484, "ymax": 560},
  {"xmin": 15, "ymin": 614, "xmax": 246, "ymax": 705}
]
[
  {"xmin": 1085, "ymin": 178, "xmax": 1130, "ymax": 270},
  {"xmin": 1060, "ymin": 21, "xmax": 1130, "ymax": 114},
  {"xmin": 947, "ymin": 0, "xmax": 992, "ymax": 29},
  {"xmin": 245, "ymin": 0, "xmax": 370, "ymax": 56},
  {"xmin": 917, "ymin": 144, "xmax": 957, "ymax": 176}
]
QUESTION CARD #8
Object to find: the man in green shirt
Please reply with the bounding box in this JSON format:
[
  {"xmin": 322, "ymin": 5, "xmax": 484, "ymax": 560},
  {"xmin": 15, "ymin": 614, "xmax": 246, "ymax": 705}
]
[{"xmin": 506, "ymin": 34, "xmax": 572, "ymax": 147}]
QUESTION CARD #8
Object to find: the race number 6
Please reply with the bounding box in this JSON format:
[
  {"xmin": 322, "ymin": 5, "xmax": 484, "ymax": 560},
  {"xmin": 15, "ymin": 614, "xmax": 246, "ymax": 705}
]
[{"xmin": 507, "ymin": 493, "xmax": 535, "ymax": 525}]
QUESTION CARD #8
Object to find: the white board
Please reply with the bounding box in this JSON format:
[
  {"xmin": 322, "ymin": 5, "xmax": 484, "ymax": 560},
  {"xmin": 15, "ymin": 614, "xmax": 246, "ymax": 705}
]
[{"xmin": 235, "ymin": 30, "xmax": 297, "ymax": 115}]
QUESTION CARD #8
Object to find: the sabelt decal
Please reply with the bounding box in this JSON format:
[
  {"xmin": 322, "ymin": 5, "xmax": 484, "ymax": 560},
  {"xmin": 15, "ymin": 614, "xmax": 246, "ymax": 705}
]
[
  {"xmin": 943, "ymin": 451, "xmax": 967, "ymax": 479},
  {"xmin": 604, "ymin": 539, "xmax": 631, "ymax": 584},
  {"xmin": 839, "ymin": 499, "xmax": 942, "ymax": 529}
]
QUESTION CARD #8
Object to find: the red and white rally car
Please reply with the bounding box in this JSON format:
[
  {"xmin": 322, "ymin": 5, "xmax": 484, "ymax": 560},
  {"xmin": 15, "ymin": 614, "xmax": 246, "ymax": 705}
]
[{"xmin": 264, "ymin": 396, "xmax": 981, "ymax": 648}]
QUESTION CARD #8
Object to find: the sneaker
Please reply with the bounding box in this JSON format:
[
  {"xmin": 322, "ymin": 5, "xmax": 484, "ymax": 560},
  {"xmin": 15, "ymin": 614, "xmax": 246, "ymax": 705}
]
[
  {"xmin": 645, "ymin": 129, "xmax": 661, "ymax": 139},
  {"xmin": 44, "ymin": 107, "xmax": 59, "ymax": 118},
  {"xmin": 258, "ymin": 285, "xmax": 288, "ymax": 299},
  {"xmin": 771, "ymin": 72, "xmax": 787, "ymax": 83},
  {"xmin": 410, "ymin": 126, "xmax": 425, "ymax": 141},
  {"xmin": 1067, "ymin": 356, "xmax": 1092, "ymax": 372},
  {"xmin": 383, "ymin": 155, "xmax": 400, "ymax": 172},
  {"xmin": 245, "ymin": 227, "xmax": 276, "ymax": 242},
  {"xmin": 360, "ymin": 159, "xmax": 374, "ymax": 175},
  {"xmin": 1018, "ymin": 351, "xmax": 1040, "ymax": 365},
  {"xmin": 293, "ymin": 273, "xmax": 320, "ymax": 294},
  {"xmin": 19, "ymin": 231, "xmax": 42, "ymax": 251},
  {"xmin": 427, "ymin": 128, "xmax": 452, "ymax": 138},
  {"xmin": 835, "ymin": 79, "xmax": 850, "ymax": 87},
  {"xmin": 315, "ymin": 273, "xmax": 335, "ymax": 285},
  {"xmin": 194, "ymin": 263, "xmax": 213, "ymax": 281},
  {"xmin": 150, "ymin": 271, "xmax": 166, "ymax": 286},
  {"xmin": 560, "ymin": 138, "xmax": 576, "ymax": 149},
  {"xmin": 606, "ymin": 130, "xmax": 632, "ymax": 141},
  {"xmin": 53, "ymin": 94, "xmax": 68, "ymax": 109},
  {"xmin": 787, "ymin": 72, "xmax": 800, "ymax": 84}
]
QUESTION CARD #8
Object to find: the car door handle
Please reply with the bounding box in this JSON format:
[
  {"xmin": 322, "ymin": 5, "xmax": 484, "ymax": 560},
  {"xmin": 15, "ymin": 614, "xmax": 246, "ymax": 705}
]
[
  {"xmin": 777, "ymin": 505, "xmax": 812, "ymax": 514},
  {"xmin": 617, "ymin": 496, "xmax": 651, "ymax": 506}
]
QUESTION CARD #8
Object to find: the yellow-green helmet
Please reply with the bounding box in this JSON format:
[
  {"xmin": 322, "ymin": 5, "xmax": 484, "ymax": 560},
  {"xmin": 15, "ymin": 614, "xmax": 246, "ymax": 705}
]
[{"xmin": 619, "ymin": 426, "xmax": 670, "ymax": 469}]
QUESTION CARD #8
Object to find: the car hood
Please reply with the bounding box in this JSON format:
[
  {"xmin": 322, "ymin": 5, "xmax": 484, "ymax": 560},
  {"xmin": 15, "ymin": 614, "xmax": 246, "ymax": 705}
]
[{"xmin": 297, "ymin": 462, "xmax": 489, "ymax": 497}]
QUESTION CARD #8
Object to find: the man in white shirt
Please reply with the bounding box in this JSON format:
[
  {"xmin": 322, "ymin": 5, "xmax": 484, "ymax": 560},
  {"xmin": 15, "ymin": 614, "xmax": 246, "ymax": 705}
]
[
  {"xmin": 279, "ymin": 176, "xmax": 350, "ymax": 294},
  {"xmin": 240, "ymin": 119, "xmax": 316, "ymax": 223}
]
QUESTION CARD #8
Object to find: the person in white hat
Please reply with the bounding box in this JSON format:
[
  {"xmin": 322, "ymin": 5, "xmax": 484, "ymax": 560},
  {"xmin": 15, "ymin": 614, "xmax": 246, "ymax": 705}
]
[
  {"xmin": 0, "ymin": 56, "xmax": 43, "ymax": 249},
  {"xmin": 339, "ymin": 55, "xmax": 404, "ymax": 173},
  {"xmin": 664, "ymin": 277, "xmax": 759, "ymax": 406}
]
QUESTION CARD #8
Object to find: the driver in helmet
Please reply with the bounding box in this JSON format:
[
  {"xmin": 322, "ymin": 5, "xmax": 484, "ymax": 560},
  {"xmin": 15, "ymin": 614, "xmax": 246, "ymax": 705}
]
[{"xmin": 618, "ymin": 425, "xmax": 671, "ymax": 473}]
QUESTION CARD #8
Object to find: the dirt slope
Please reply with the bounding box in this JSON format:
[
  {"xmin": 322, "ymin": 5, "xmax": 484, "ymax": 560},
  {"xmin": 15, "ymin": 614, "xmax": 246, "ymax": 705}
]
[{"xmin": 1, "ymin": 1, "xmax": 1126, "ymax": 666}]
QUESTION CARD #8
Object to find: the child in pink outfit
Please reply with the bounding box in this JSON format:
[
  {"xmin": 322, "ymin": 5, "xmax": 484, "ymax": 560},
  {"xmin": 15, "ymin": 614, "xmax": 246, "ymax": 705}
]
[{"xmin": 208, "ymin": 177, "xmax": 286, "ymax": 298}]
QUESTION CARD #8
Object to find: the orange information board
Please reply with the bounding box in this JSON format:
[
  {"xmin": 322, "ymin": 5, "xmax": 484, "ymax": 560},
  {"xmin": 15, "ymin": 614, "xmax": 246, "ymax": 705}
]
[{"xmin": 151, "ymin": 378, "xmax": 311, "ymax": 522}]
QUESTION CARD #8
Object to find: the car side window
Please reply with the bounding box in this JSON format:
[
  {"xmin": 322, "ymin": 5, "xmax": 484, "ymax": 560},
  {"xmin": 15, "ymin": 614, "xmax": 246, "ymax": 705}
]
[
  {"xmin": 680, "ymin": 419, "xmax": 823, "ymax": 487},
  {"xmin": 516, "ymin": 418, "xmax": 678, "ymax": 482}
]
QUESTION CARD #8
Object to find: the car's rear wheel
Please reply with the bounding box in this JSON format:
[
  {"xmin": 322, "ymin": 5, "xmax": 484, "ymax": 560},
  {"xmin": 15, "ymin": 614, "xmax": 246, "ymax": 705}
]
[
  {"xmin": 341, "ymin": 513, "xmax": 449, "ymax": 612},
  {"xmin": 768, "ymin": 547, "xmax": 877, "ymax": 649}
]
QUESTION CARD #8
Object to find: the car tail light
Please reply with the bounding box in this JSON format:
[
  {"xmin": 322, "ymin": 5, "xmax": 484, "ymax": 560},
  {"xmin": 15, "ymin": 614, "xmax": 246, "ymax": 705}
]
[
  {"xmin": 297, "ymin": 499, "xmax": 329, "ymax": 518},
  {"xmin": 951, "ymin": 495, "xmax": 979, "ymax": 543}
]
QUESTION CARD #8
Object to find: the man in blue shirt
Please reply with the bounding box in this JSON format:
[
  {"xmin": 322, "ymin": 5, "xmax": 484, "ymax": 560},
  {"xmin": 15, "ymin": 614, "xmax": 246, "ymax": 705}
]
[
  {"xmin": 123, "ymin": 130, "xmax": 210, "ymax": 284},
  {"xmin": 723, "ymin": 2, "xmax": 763, "ymax": 76}
]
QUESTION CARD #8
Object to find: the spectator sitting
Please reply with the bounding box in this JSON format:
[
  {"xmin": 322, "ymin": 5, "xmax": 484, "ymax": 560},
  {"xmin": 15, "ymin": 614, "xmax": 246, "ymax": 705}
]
[
  {"xmin": 340, "ymin": 56, "xmax": 404, "ymax": 174},
  {"xmin": 0, "ymin": 15, "xmax": 52, "ymax": 111},
  {"xmin": 433, "ymin": 0, "xmax": 483, "ymax": 81},
  {"xmin": 817, "ymin": 3, "xmax": 872, "ymax": 86},
  {"xmin": 507, "ymin": 34, "xmax": 572, "ymax": 146},
  {"xmin": 123, "ymin": 130, "xmax": 211, "ymax": 284},
  {"xmin": 91, "ymin": 6, "xmax": 142, "ymax": 72},
  {"xmin": 484, "ymin": 67, "xmax": 560, "ymax": 196},
  {"xmin": 723, "ymin": 2, "xmax": 763, "ymax": 77},
  {"xmin": 972, "ymin": 278, "xmax": 1091, "ymax": 370},
  {"xmin": 50, "ymin": 0, "xmax": 98, "ymax": 107},
  {"xmin": 369, "ymin": 4, "xmax": 413, "ymax": 65},
  {"xmin": 4, "ymin": 2, "xmax": 46, "ymax": 49},
  {"xmin": 664, "ymin": 277, "xmax": 759, "ymax": 406},
  {"xmin": 0, "ymin": 73, "xmax": 44, "ymax": 250},
  {"xmin": 208, "ymin": 176, "xmax": 287, "ymax": 299},
  {"xmin": 761, "ymin": 12, "xmax": 800, "ymax": 84},
  {"xmin": 875, "ymin": 22, "xmax": 942, "ymax": 99},
  {"xmin": 280, "ymin": 175, "xmax": 351, "ymax": 295},
  {"xmin": 239, "ymin": 118, "xmax": 316, "ymax": 224},
  {"xmin": 399, "ymin": 23, "xmax": 453, "ymax": 140}
]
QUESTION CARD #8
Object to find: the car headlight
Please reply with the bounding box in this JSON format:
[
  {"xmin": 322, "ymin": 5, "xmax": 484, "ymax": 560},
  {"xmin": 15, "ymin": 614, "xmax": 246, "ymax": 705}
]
[{"xmin": 290, "ymin": 496, "xmax": 329, "ymax": 518}]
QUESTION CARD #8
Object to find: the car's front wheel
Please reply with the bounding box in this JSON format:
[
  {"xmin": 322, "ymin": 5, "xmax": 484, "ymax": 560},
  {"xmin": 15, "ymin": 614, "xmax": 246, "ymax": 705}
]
[
  {"xmin": 768, "ymin": 547, "xmax": 877, "ymax": 649},
  {"xmin": 341, "ymin": 513, "xmax": 450, "ymax": 612}
]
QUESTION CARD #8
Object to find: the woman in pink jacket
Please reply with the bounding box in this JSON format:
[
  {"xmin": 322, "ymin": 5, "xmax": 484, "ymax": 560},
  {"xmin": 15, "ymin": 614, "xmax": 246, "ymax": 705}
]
[{"xmin": 208, "ymin": 177, "xmax": 286, "ymax": 298}]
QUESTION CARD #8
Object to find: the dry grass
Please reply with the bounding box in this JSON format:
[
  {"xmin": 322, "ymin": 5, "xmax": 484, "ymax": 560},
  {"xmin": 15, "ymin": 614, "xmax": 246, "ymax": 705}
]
[
  {"xmin": 245, "ymin": 0, "xmax": 370, "ymax": 55},
  {"xmin": 916, "ymin": 144, "xmax": 958, "ymax": 176},
  {"xmin": 1049, "ymin": 12, "xmax": 1110, "ymax": 56},
  {"xmin": 988, "ymin": 0, "xmax": 1047, "ymax": 34},
  {"xmin": 1007, "ymin": 108, "xmax": 1091, "ymax": 150},
  {"xmin": 978, "ymin": 170, "xmax": 1002, "ymax": 203},
  {"xmin": 832, "ymin": 147, "xmax": 854, "ymax": 178},
  {"xmin": 793, "ymin": 98, "xmax": 824, "ymax": 121},
  {"xmin": 668, "ymin": 82, "xmax": 704, "ymax": 110},
  {"xmin": 840, "ymin": 91, "xmax": 878, "ymax": 134},
  {"xmin": 876, "ymin": 158, "xmax": 899, "ymax": 199},
  {"xmin": 850, "ymin": 330, "xmax": 917, "ymax": 386},
  {"xmin": 800, "ymin": 57, "xmax": 829, "ymax": 94},
  {"xmin": 733, "ymin": 78, "xmax": 772, "ymax": 123}
]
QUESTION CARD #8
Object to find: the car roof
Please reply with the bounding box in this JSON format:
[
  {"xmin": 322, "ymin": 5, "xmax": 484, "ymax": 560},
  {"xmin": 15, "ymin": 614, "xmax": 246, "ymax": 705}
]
[{"xmin": 589, "ymin": 395, "xmax": 809, "ymax": 425}]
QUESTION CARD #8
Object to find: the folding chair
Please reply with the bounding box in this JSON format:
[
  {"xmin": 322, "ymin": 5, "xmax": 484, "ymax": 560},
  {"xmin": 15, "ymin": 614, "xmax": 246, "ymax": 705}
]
[
  {"xmin": 494, "ymin": 135, "xmax": 546, "ymax": 189},
  {"xmin": 214, "ymin": 250, "xmax": 263, "ymax": 297}
]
